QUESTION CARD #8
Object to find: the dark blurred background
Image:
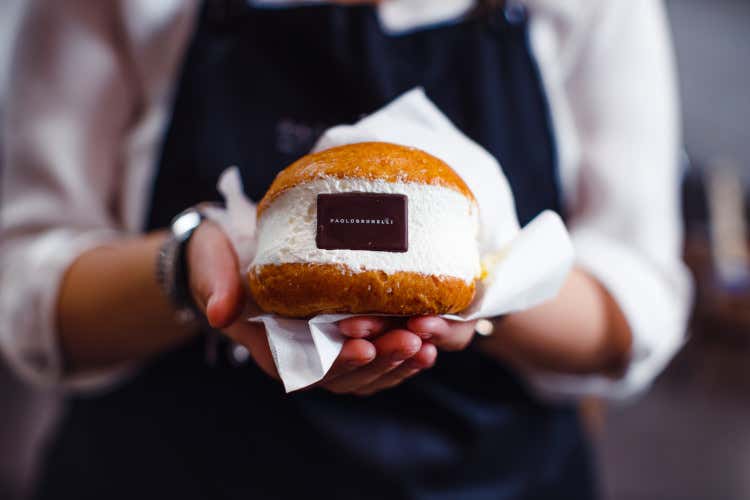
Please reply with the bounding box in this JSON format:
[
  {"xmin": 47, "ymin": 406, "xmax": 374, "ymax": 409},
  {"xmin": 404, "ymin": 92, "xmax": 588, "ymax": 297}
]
[{"xmin": 1, "ymin": 1, "xmax": 748, "ymax": 499}]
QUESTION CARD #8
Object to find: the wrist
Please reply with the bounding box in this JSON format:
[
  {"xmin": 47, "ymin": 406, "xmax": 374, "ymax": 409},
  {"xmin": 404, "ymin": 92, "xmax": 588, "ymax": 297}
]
[{"xmin": 155, "ymin": 206, "xmax": 212, "ymax": 324}]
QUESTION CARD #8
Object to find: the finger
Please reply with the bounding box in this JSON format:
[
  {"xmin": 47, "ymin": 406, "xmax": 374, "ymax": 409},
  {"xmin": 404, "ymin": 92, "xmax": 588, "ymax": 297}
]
[
  {"xmin": 323, "ymin": 339, "xmax": 377, "ymax": 379},
  {"xmin": 322, "ymin": 329, "xmax": 421, "ymax": 393},
  {"xmin": 224, "ymin": 321, "xmax": 279, "ymax": 379},
  {"xmin": 225, "ymin": 323, "xmax": 371, "ymax": 387},
  {"xmin": 407, "ymin": 316, "xmax": 477, "ymax": 351},
  {"xmin": 404, "ymin": 342, "xmax": 437, "ymax": 370},
  {"xmin": 354, "ymin": 343, "xmax": 437, "ymax": 396},
  {"xmin": 337, "ymin": 316, "xmax": 393, "ymax": 338},
  {"xmin": 187, "ymin": 222, "xmax": 245, "ymax": 328}
]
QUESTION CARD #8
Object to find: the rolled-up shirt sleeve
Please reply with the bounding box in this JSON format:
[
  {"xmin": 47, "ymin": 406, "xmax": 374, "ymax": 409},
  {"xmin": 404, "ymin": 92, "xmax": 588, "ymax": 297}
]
[
  {"xmin": 526, "ymin": 0, "xmax": 693, "ymax": 400},
  {"xmin": 0, "ymin": 1, "xmax": 136, "ymax": 385}
]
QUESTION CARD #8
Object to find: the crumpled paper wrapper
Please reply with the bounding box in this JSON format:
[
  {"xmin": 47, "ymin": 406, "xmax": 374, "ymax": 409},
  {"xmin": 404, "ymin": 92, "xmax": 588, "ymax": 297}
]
[{"xmin": 207, "ymin": 88, "xmax": 574, "ymax": 392}]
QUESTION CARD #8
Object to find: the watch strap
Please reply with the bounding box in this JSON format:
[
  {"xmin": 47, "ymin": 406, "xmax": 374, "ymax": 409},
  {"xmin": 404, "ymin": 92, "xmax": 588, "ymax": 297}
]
[
  {"xmin": 156, "ymin": 207, "xmax": 208, "ymax": 325},
  {"xmin": 174, "ymin": 226, "xmax": 202, "ymax": 322}
]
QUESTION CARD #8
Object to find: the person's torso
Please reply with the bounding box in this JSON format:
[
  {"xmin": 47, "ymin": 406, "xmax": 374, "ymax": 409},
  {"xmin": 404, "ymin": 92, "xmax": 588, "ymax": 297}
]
[{"xmin": 37, "ymin": 4, "xmax": 593, "ymax": 500}]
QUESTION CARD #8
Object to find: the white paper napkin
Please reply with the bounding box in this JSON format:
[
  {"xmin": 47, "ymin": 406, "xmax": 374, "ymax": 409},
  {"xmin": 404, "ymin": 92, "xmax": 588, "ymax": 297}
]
[{"xmin": 209, "ymin": 88, "xmax": 574, "ymax": 392}]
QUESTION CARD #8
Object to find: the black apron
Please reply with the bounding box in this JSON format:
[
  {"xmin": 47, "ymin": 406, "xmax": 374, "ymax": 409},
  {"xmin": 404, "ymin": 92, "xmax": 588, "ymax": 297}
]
[{"xmin": 36, "ymin": 2, "xmax": 595, "ymax": 499}]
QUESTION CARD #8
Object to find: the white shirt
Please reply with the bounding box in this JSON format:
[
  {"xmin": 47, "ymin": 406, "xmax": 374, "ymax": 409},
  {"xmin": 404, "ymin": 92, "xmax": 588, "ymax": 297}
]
[{"xmin": 0, "ymin": 0, "xmax": 692, "ymax": 400}]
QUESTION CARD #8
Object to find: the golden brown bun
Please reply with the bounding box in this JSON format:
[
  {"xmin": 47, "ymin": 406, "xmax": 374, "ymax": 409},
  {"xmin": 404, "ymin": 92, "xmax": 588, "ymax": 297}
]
[
  {"xmin": 257, "ymin": 142, "xmax": 475, "ymax": 217},
  {"xmin": 248, "ymin": 263, "xmax": 475, "ymax": 318}
]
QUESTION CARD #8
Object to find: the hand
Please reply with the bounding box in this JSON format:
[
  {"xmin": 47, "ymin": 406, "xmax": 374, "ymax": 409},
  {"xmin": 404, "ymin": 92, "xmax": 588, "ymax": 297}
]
[
  {"xmin": 186, "ymin": 221, "xmax": 434, "ymax": 394},
  {"xmin": 333, "ymin": 315, "xmax": 475, "ymax": 395},
  {"xmin": 340, "ymin": 316, "xmax": 476, "ymax": 353},
  {"xmin": 406, "ymin": 316, "xmax": 477, "ymax": 352},
  {"xmin": 474, "ymin": 270, "xmax": 633, "ymax": 376},
  {"xmin": 333, "ymin": 317, "xmax": 437, "ymax": 396}
]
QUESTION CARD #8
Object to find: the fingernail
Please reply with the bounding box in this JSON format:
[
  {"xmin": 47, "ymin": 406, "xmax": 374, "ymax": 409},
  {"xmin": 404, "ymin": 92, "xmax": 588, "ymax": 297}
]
[{"xmin": 417, "ymin": 332, "xmax": 432, "ymax": 340}]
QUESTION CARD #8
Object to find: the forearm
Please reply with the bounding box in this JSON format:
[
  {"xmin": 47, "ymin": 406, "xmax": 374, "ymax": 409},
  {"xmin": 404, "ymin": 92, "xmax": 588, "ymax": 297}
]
[
  {"xmin": 57, "ymin": 231, "xmax": 198, "ymax": 374},
  {"xmin": 477, "ymin": 268, "xmax": 632, "ymax": 376}
]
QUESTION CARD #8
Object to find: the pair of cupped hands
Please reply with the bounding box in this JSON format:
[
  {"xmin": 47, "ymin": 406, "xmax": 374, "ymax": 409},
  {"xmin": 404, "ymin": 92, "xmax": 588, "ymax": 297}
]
[{"xmin": 188, "ymin": 222, "xmax": 477, "ymax": 396}]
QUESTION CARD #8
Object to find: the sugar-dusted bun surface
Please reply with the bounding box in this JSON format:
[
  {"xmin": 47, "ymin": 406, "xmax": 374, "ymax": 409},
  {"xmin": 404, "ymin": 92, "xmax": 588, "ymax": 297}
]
[{"xmin": 248, "ymin": 142, "xmax": 480, "ymax": 318}]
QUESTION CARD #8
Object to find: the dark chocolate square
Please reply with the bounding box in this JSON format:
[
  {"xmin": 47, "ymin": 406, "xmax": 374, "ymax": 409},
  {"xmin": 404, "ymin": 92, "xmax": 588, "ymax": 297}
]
[{"xmin": 316, "ymin": 192, "xmax": 408, "ymax": 252}]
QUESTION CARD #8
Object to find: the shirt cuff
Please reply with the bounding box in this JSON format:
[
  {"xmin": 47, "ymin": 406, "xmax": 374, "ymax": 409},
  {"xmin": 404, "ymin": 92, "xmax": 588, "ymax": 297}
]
[
  {"xmin": 521, "ymin": 228, "xmax": 693, "ymax": 401},
  {"xmin": 0, "ymin": 228, "xmax": 135, "ymax": 390}
]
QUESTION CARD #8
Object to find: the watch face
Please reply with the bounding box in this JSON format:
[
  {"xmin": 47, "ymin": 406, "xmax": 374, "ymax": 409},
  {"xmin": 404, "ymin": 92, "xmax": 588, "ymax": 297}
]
[{"xmin": 172, "ymin": 210, "xmax": 203, "ymax": 239}]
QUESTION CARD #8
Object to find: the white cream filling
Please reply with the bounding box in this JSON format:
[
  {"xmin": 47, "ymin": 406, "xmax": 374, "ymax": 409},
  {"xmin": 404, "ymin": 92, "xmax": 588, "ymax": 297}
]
[{"xmin": 251, "ymin": 177, "xmax": 480, "ymax": 283}]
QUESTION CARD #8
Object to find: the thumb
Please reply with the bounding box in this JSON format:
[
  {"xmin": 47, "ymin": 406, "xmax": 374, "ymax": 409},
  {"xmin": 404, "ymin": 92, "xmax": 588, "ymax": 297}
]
[{"xmin": 187, "ymin": 221, "xmax": 245, "ymax": 329}]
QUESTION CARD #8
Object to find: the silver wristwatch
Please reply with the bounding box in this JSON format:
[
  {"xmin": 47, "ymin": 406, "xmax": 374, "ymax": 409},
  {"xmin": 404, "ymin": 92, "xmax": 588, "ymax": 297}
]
[{"xmin": 155, "ymin": 206, "xmax": 208, "ymax": 325}]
